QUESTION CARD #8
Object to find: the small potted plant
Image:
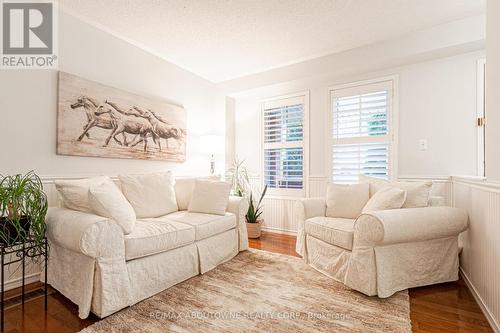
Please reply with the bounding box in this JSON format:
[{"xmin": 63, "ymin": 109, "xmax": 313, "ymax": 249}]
[
  {"xmin": 226, "ymin": 157, "xmax": 250, "ymax": 197},
  {"xmin": 0, "ymin": 171, "xmax": 48, "ymax": 248},
  {"xmin": 245, "ymin": 185, "xmax": 267, "ymax": 238}
]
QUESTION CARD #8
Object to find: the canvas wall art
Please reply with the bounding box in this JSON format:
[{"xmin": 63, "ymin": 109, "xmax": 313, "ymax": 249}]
[{"xmin": 57, "ymin": 71, "xmax": 186, "ymax": 162}]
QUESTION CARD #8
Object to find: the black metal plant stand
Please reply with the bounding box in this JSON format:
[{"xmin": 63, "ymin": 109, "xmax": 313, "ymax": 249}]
[{"xmin": 0, "ymin": 237, "xmax": 48, "ymax": 332}]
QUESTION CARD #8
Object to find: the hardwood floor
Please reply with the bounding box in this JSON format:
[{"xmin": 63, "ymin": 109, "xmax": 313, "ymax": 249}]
[{"xmin": 2, "ymin": 231, "xmax": 493, "ymax": 332}]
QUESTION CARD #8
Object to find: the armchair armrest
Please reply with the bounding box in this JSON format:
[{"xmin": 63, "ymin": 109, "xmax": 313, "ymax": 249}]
[
  {"xmin": 353, "ymin": 207, "xmax": 468, "ymax": 247},
  {"xmin": 46, "ymin": 207, "xmax": 125, "ymax": 259},
  {"xmin": 294, "ymin": 197, "xmax": 326, "ymax": 256},
  {"xmin": 226, "ymin": 196, "xmax": 250, "ymax": 251}
]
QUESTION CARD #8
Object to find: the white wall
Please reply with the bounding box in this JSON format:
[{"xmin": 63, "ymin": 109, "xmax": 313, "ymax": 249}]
[
  {"xmin": 0, "ymin": 11, "xmax": 222, "ymax": 178},
  {"xmin": 230, "ymin": 51, "xmax": 483, "ymax": 181},
  {"xmin": 485, "ymin": 0, "xmax": 500, "ymax": 182}
]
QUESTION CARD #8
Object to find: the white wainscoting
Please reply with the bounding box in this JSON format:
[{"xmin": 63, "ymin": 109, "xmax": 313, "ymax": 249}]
[{"xmin": 452, "ymin": 176, "xmax": 500, "ymax": 332}]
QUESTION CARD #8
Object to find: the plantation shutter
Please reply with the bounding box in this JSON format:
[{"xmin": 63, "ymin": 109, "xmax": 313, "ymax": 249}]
[
  {"xmin": 263, "ymin": 95, "xmax": 306, "ymax": 195},
  {"xmin": 331, "ymin": 81, "xmax": 393, "ymax": 184}
]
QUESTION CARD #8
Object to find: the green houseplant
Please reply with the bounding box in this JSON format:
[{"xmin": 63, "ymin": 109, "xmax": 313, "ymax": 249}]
[
  {"xmin": 245, "ymin": 185, "xmax": 267, "ymax": 238},
  {"xmin": 0, "ymin": 171, "xmax": 48, "ymax": 250}
]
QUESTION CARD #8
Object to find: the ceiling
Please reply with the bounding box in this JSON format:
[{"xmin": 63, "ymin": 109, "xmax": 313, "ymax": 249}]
[{"xmin": 58, "ymin": 0, "xmax": 485, "ymax": 83}]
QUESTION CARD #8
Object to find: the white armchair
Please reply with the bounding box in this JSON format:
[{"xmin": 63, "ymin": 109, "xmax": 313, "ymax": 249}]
[{"xmin": 295, "ymin": 197, "xmax": 468, "ymax": 298}]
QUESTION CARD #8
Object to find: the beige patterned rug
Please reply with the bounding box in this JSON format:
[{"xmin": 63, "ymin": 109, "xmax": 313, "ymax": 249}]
[{"xmin": 81, "ymin": 249, "xmax": 411, "ymax": 333}]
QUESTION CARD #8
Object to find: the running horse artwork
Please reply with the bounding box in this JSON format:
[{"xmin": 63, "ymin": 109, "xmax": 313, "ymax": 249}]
[{"xmin": 57, "ymin": 72, "xmax": 186, "ymax": 161}]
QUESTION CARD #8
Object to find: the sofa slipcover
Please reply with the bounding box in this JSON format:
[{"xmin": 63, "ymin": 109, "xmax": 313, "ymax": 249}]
[
  {"xmin": 295, "ymin": 196, "xmax": 468, "ymax": 298},
  {"xmin": 46, "ymin": 194, "xmax": 249, "ymax": 319}
]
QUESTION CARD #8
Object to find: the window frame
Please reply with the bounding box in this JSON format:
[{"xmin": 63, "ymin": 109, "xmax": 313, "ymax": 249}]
[
  {"xmin": 327, "ymin": 76, "xmax": 399, "ymax": 183},
  {"xmin": 477, "ymin": 58, "xmax": 486, "ymax": 177},
  {"xmin": 260, "ymin": 91, "xmax": 309, "ymax": 198}
]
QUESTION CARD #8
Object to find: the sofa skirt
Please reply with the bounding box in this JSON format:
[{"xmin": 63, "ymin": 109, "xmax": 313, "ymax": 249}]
[{"xmin": 126, "ymin": 243, "xmax": 199, "ymax": 305}]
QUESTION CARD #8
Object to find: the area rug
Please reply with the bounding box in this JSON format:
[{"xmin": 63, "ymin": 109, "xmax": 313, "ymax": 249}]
[{"xmin": 80, "ymin": 249, "xmax": 411, "ymax": 333}]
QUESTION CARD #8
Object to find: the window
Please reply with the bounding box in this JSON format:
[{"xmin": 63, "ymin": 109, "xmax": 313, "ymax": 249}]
[
  {"xmin": 262, "ymin": 93, "xmax": 308, "ymax": 196},
  {"xmin": 330, "ymin": 79, "xmax": 396, "ymax": 184}
]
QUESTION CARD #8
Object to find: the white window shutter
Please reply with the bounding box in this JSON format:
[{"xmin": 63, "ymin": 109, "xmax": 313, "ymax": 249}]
[
  {"xmin": 331, "ymin": 81, "xmax": 393, "ymax": 183},
  {"xmin": 262, "ymin": 95, "xmax": 306, "ymax": 194}
]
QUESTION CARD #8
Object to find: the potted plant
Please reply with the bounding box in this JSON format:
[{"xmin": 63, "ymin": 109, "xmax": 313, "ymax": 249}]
[
  {"xmin": 0, "ymin": 171, "xmax": 48, "ymax": 249},
  {"xmin": 226, "ymin": 157, "xmax": 250, "ymax": 197},
  {"xmin": 245, "ymin": 185, "xmax": 267, "ymax": 238}
]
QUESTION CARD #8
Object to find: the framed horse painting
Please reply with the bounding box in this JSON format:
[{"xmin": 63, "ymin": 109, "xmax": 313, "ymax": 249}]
[{"xmin": 56, "ymin": 71, "xmax": 187, "ymax": 162}]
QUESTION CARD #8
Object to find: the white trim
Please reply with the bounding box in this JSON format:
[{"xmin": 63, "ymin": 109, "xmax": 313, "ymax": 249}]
[
  {"xmin": 452, "ymin": 177, "xmax": 500, "ymax": 194},
  {"xmin": 3, "ymin": 273, "xmax": 41, "ymax": 292},
  {"xmin": 261, "ymin": 226, "xmax": 297, "ymax": 236},
  {"xmin": 327, "ymin": 75, "xmax": 399, "ymax": 183},
  {"xmin": 260, "ymin": 91, "xmax": 310, "ymax": 198},
  {"xmin": 398, "ymin": 175, "xmax": 451, "ymax": 181},
  {"xmin": 460, "ymin": 268, "xmax": 500, "ymax": 333},
  {"xmin": 477, "ymin": 58, "xmax": 486, "ymax": 177},
  {"xmin": 39, "ymin": 174, "xmax": 208, "ymax": 184}
]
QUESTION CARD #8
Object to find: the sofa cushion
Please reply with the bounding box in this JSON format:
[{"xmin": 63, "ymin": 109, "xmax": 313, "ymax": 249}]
[
  {"xmin": 124, "ymin": 219, "xmax": 195, "ymax": 260},
  {"xmin": 54, "ymin": 176, "xmax": 109, "ymax": 213},
  {"xmin": 165, "ymin": 211, "xmax": 236, "ymax": 241},
  {"xmin": 119, "ymin": 172, "xmax": 178, "ymax": 218},
  {"xmin": 188, "ymin": 179, "xmax": 231, "ymax": 216},
  {"xmin": 174, "ymin": 176, "xmax": 220, "ymax": 211},
  {"xmin": 89, "ymin": 179, "xmax": 136, "ymax": 234},
  {"xmin": 305, "ymin": 217, "xmax": 355, "ymax": 250}
]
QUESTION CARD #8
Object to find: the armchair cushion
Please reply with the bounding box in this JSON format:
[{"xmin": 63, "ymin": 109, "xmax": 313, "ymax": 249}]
[
  {"xmin": 305, "ymin": 217, "xmax": 355, "ymax": 250},
  {"xmin": 362, "ymin": 187, "xmax": 406, "ymax": 213},
  {"xmin": 359, "ymin": 175, "xmax": 432, "ymax": 208},
  {"xmin": 326, "ymin": 183, "xmax": 369, "ymax": 219}
]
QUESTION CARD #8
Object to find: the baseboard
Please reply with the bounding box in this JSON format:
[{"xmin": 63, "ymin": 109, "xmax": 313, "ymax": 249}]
[
  {"xmin": 3, "ymin": 272, "xmax": 41, "ymax": 291},
  {"xmin": 261, "ymin": 226, "xmax": 297, "ymax": 236},
  {"xmin": 460, "ymin": 267, "xmax": 500, "ymax": 333}
]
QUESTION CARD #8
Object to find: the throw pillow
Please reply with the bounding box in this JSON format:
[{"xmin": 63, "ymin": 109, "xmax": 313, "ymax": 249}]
[
  {"xmin": 358, "ymin": 175, "xmax": 432, "ymax": 208},
  {"xmin": 362, "ymin": 187, "xmax": 407, "ymax": 213},
  {"xmin": 89, "ymin": 180, "xmax": 136, "ymax": 234},
  {"xmin": 393, "ymin": 181, "xmax": 432, "ymax": 208},
  {"xmin": 358, "ymin": 175, "xmax": 390, "ymax": 197},
  {"xmin": 174, "ymin": 176, "xmax": 220, "ymax": 210},
  {"xmin": 119, "ymin": 172, "xmax": 178, "ymax": 218},
  {"xmin": 188, "ymin": 179, "xmax": 231, "ymax": 215},
  {"xmin": 55, "ymin": 176, "xmax": 109, "ymax": 213},
  {"xmin": 326, "ymin": 183, "xmax": 369, "ymax": 219}
]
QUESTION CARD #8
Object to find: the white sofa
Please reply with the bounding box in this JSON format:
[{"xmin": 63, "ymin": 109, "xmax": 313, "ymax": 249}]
[
  {"xmin": 295, "ymin": 196, "xmax": 468, "ymax": 298},
  {"xmin": 45, "ymin": 179, "xmax": 249, "ymax": 319}
]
